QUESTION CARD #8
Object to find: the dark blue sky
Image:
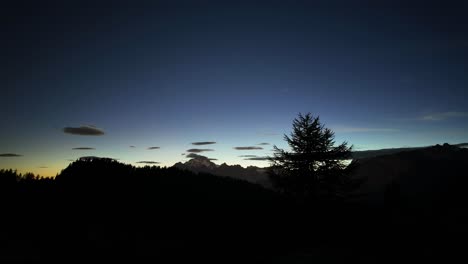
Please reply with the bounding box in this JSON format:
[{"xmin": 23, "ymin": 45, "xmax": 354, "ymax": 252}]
[{"xmin": 2, "ymin": 1, "xmax": 468, "ymax": 175}]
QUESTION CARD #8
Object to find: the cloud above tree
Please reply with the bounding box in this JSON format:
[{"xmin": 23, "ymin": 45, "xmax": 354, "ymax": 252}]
[{"xmin": 147, "ymin": 147, "xmax": 160, "ymax": 150}]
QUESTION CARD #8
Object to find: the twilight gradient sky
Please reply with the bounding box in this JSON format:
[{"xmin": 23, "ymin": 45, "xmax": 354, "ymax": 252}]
[{"xmin": 1, "ymin": 1, "xmax": 468, "ymax": 176}]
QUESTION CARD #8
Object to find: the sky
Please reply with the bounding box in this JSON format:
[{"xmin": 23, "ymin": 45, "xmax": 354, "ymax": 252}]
[{"xmin": 1, "ymin": 0, "xmax": 468, "ymax": 176}]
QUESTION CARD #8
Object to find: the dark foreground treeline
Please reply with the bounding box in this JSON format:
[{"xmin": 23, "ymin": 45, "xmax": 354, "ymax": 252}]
[{"xmin": 0, "ymin": 156, "xmax": 467, "ymax": 263}]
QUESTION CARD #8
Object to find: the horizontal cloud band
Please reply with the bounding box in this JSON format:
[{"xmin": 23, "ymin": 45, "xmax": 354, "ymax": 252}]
[
  {"xmin": 234, "ymin": 146, "xmax": 263, "ymax": 150},
  {"xmin": 136, "ymin": 161, "xmax": 160, "ymax": 164},
  {"xmin": 187, "ymin": 148, "xmax": 214, "ymax": 153},
  {"xmin": 191, "ymin": 141, "xmax": 216, "ymax": 145},
  {"xmin": 63, "ymin": 125, "xmax": 104, "ymax": 136},
  {"xmin": 0, "ymin": 153, "xmax": 22, "ymax": 157},
  {"xmin": 72, "ymin": 147, "xmax": 95, "ymax": 150}
]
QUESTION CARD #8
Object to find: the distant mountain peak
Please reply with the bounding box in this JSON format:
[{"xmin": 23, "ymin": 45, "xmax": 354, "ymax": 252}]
[
  {"xmin": 184, "ymin": 156, "xmax": 218, "ymax": 169},
  {"xmin": 173, "ymin": 157, "xmax": 270, "ymax": 187}
]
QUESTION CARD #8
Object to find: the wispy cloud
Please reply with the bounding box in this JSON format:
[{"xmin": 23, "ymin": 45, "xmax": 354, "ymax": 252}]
[
  {"xmin": 234, "ymin": 146, "xmax": 263, "ymax": 150},
  {"xmin": 130, "ymin": 146, "xmax": 136, "ymax": 148},
  {"xmin": 63, "ymin": 125, "xmax": 104, "ymax": 136},
  {"xmin": 186, "ymin": 153, "xmax": 217, "ymax": 160},
  {"xmin": 187, "ymin": 148, "xmax": 214, "ymax": 153},
  {"xmin": 333, "ymin": 126, "xmax": 398, "ymax": 133},
  {"xmin": 186, "ymin": 153, "xmax": 203, "ymax": 159},
  {"xmin": 420, "ymin": 112, "xmax": 468, "ymax": 121},
  {"xmin": 244, "ymin": 156, "xmax": 269, "ymax": 161},
  {"xmin": 239, "ymin": 154, "xmax": 269, "ymax": 161},
  {"xmin": 0, "ymin": 153, "xmax": 23, "ymax": 157},
  {"xmin": 257, "ymin": 143, "xmax": 270, "ymax": 145},
  {"xmin": 192, "ymin": 141, "xmax": 216, "ymax": 145},
  {"xmin": 136, "ymin": 161, "xmax": 160, "ymax": 164},
  {"xmin": 38, "ymin": 166, "xmax": 48, "ymax": 168},
  {"xmin": 72, "ymin": 147, "xmax": 95, "ymax": 150},
  {"xmin": 147, "ymin": 147, "xmax": 160, "ymax": 150}
]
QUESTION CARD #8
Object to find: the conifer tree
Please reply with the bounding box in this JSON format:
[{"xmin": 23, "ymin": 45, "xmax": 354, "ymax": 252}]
[{"xmin": 269, "ymin": 113, "xmax": 356, "ymax": 201}]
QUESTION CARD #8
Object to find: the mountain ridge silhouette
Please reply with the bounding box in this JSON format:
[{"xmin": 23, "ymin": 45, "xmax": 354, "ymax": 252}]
[
  {"xmin": 173, "ymin": 155, "xmax": 271, "ymax": 187},
  {"xmin": 352, "ymin": 143, "xmax": 468, "ymax": 209}
]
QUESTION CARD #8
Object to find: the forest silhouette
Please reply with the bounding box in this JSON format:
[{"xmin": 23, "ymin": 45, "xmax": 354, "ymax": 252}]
[{"xmin": 1, "ymin": 120, "xmax": 468, "ymax": 262}]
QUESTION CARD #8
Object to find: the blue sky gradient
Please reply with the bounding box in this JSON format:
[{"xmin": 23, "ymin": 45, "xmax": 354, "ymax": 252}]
[{"xmin": 1, "ymin": 1, "xmax": 468, "ymax": 176}]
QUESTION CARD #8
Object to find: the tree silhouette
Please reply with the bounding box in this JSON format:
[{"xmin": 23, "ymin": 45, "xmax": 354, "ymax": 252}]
[{"xmin": 269, "ymin": 113, "xmax": 356, "ymax": 202}]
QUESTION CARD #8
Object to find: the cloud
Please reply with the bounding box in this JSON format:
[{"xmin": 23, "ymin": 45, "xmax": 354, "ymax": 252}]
[
  {"xmin": 257, "ymin": 143, "xmax": 270, "ymax": 145},
  {"xmin": 186, "ymin": 153, "xmax": 205, "ymax": 159},
  {"xmin": 72, "ymin": 147, "xmax": 95, "ymax": 150},
  {"xmin": 63, "ymin": 125, "xmax": 104, "ymax": 136},
  {"xmin": 136, "ymin": 161, "xmax": 160, "ymax": 164},
  {"xmin": 332, "ymin": 126, "xmax": 398, "ymax": 133},
  {"xmin": 421, "ymin": 112, "xmax": 468, "ymax": 121},
  {"xmin": 191, "ymin": 141, "xmax": 216, "ymax": 145},
  {"xmin": 130, "ymin": 146, "xmax": 136, "ymax": 148},
  {"xmin": 234, "ymin": 146, "xmax": 263, "ymax": 150},
  {"xmin": 38, "ymin": 166, "xmax": 48, "ymax": 168},
  {"xmin": 244, "ymin": 156, "xmax": 269, "ymax": 161},
  {"xmin": 187, "ymin": 148, "xmax": 214, "ymax": 153},
  {"xmin": 239, "ymin": 154, "xmax": 270, "ymax": 160},
  {"xmin": 181, "ymin": 153, "xmax": 186, "ymax": 155},
  {"xmin": 147, "ymin": 147, "xmax": 160, "ymax": 150},
  {"xmin": 186, "ymin": 153, "xmax": 217, "ymax": 161},
  {"xmin": 0, "ymin": 153, "xmax": 22, "ymax": 157}
]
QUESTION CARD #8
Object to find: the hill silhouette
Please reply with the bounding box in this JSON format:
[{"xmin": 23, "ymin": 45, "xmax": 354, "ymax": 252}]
[
  {"xmin": 353, "ymin": 143, "xmax": 468, "ymax": 210},
  {"xmin": 350, "ymin": 142, "xmax": 468, "ymax": 159},
  {"xmin": 1, "ymin": 150, "xmax": 468, "ymax": 262}
]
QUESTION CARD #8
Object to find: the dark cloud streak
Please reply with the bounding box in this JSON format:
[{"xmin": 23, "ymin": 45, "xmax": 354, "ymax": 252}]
[
  {"xmin": 234, "ymin": 146, "xmax": 263, "ymax": 150},
  {"xmin": 186, "ymin": 153, "xmax": 217, "ymax": 161},
  {"xmin": 187, "ymin": 148, "xmax": 214, "ymax": 153},
  {"xmin": 0, "ymin": 153, "xmax": 23, "ymax": 157},
  {"xmin": 136, "ymin": 161, "xmax": 160, "ymax": 164},
  {"xmin": 63, "ymin": 125, "xmax": 104, "ymax": 136},
  {"xmin": 191, "ymin": 141, "xmax": 216, "ymax": 145},
  {"xmin": 243, "ymin": 157, "xmax": 269, "ymax": 161},
  {"xmin": 72, "ymin": 147, "xmax": 95, "ymax": 150}
]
